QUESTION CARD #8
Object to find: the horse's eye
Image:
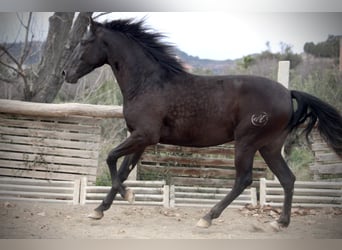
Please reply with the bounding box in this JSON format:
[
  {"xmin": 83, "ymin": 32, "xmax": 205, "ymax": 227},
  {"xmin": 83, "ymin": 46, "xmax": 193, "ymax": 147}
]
[{"xmin": 80, "ymin": 40, "xmax": 87, "ymax": 46}]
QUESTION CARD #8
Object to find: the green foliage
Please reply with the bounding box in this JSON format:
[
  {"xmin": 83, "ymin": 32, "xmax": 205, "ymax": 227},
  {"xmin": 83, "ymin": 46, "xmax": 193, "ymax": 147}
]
[
  {"xmin": 291, "ymin": 63, "xmax": 342, "ymax": 111},
  {"xmin": 76, "ymin": 79, "xmax": 123, "ymax": 105},
  {"xmin": 95, "ymin": 168, "xmax": 111, "ymax": 186},
  {"xmin": 304, "ymin": 35, "xmax": 340, "ymax": 58},
  {"xmin": 287, "ymin": 145, "xmax": 314, "ymax": 181},
  {"xmin": 238, "ymin": 55, "xmax": 255, "ymax": 70},
  {"xmin": 257, "ymin": 43, "xmax": 302, "ymax": 69}
]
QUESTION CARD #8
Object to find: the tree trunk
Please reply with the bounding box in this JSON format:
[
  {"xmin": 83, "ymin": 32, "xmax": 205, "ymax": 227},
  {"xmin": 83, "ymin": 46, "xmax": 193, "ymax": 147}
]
[{"xmin": 29, "ymin": 12, "xmax": 92, "ymax": 103}]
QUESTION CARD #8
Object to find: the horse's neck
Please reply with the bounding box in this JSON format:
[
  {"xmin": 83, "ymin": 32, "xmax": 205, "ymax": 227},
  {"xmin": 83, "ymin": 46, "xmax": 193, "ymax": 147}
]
[{"xmin": 108, "ymin": 46, "xmax": 162, "ymax": 101}]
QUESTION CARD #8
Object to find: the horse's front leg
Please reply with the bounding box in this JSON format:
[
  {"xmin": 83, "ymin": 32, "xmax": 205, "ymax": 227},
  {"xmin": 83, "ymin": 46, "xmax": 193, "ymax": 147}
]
[
  {"xmin": 117, "ymin": 149, "xmax": 145, "ymax": 203},
  {"xmin": 89, "ymin": 131, "xmax": 153, "ymax": 220}
]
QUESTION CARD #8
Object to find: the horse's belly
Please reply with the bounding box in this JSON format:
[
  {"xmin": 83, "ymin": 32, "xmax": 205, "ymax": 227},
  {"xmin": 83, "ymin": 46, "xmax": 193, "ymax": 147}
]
[{"xmin": 159, "ymin": 122, "xmax": 234, "ymax": 147}]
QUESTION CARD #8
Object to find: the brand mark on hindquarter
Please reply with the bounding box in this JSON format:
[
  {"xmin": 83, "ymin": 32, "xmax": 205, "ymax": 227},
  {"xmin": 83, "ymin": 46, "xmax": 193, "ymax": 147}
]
[{"xmin": 251, "ymin": 112, "xmax": 269, "ymax": 127}]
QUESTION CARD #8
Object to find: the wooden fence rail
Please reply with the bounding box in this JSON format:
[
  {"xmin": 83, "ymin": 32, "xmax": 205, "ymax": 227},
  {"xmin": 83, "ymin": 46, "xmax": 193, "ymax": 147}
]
[
  {"xmin": 260, "ymin": 178, "xmax": 342, "ymax": 208},
  {"xmin": 0, "ymin": 99, "xmax": 123, "ymax": 118},
  {"xmin": 0, "ymin": 177, "xmax": 80, "ymax": 204},
  {"xmin": 170, "ymin": 185, "xmax": 257, "ymax": 208},
  {"xmin": 1, "ymin": 176, "xmax": 341, "ymax": 209},
  {"xmin": 80, "ymin": 178, "xmax": 170, "ymax": 207}
]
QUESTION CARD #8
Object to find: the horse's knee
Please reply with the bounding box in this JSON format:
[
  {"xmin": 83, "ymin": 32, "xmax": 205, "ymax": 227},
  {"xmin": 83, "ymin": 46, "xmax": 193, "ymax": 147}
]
[
  {"xmin": 106, "ymin": 151, "xmax": 118, "ymax": 166},
  {"xmin": 282, "ymin": 174, "xmax": 296, "ymax": 192},
  {"xmin": 238, "ymin": 171, "xmax": 253, "ymax": 189}
]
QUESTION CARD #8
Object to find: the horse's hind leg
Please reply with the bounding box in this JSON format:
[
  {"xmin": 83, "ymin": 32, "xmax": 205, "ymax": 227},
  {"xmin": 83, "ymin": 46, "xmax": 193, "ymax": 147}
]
[
  {"xmin": 259, "ymin": 144, "xmax": 296, "ymax": 227},
  {"xmin": 197, "ymin": 144, "xmax": 256, "ymax": 228}
]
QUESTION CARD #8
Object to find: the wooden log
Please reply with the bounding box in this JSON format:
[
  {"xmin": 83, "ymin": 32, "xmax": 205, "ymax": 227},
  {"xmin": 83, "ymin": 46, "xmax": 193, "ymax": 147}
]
[
  {"xmin": 145, "ymin": 144, "xmax": 235, "ymax": 156},
  {"xmin": 310, "ymin": 164, "xmax": 342, "ymax": 174},
  {"xmin": 0, "ymin": 177, "xmax": 75, "ymax": 186},
  {"xmin": 0, "ymin": 168, "xmax": 96, "ymax": 182},
  {"xmin": 0, "ymin": 99, "xmax": 123, "ymax": 118},
  {"xmin": 315, "ymin": 152, "xmax": 341, "ymax": 163},
  {"xmin": 140, "ymin": 154, "xmax": 267, "ymax": 168}
]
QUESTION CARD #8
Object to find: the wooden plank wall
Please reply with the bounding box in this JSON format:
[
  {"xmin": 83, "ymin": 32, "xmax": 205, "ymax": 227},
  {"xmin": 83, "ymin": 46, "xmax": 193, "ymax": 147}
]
[
  {"xmin": 0, "ymin": 113, "xmax": 101, "ymax": 183},
  {"xmin": 310, "ymin": 131, "xmax": 342, "ymax": 181},
  {"xmin": 138, "ymin": 143, "xmax": 268, "ymax": 188}
]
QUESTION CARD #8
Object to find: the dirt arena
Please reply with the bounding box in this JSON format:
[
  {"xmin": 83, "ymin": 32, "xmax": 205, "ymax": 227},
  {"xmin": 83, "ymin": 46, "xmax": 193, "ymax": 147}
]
[{"xmin": 0, "ymin": 201, "xmax": 341, "ymax": 239}]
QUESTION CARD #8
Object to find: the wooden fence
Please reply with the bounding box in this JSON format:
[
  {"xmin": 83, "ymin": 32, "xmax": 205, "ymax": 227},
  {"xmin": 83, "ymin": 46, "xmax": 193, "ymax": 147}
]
[
  {"xmin": 0, "ymin": 177, "xmax": 80, "ymax": 204},
  {"xmin": 260, "ymin": 178, "xmax": 342, "ymax": 208},
  {"xmin": 0, "ymin": 99, "xmax": 122, "ymax": 184},
  {"xmin": 0, "ymin": 176, "xmax": 258, "ymax": 208},
  {"xmin": 4, "ymin": 176, "xmax": 341, "ymax": 209},
  {"xmin": 80, "ymin": 178, "xmax": 170, "ymax": 207},
  {"xmin": 1, "ymin": 99, "xmax": 341, "ymax": 209},
  {"xmin": 138, "ymin": 144, "xmax": 268, "ymax": 188},
  {"xmin": 170, "ymin": 185, "xmax": 257, "ymax": 208},
  {"xmin": 310, "ymin": 131, "xmax": 342, "ymax": 181}
]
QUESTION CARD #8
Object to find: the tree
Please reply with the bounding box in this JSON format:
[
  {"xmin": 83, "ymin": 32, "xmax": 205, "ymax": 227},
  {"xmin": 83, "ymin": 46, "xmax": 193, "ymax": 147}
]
[
  {"xmin": 238, "ymin": 55, "xmax": 255, "ymax": 70},
  {"xmin": 0, "ymin": 12, "xmax": 93, "ymax": 102},
  {"xmin": 304, "ymin": 35, "xmax": 340, "ymax": 58}
]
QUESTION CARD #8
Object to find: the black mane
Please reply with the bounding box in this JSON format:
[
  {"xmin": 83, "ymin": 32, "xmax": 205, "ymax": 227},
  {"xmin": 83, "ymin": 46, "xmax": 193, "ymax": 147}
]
[{"xmin": 101, "ymin": 19, "xmax": 186, "ymax": 75}]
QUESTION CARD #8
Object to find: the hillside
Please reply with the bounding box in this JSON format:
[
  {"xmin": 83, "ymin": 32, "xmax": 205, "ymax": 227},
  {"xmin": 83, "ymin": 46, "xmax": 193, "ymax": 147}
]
[
  {"xmin": 2, "ymin": 41, "xmax": 234, "ymax": 75},
  {"xmin": 175, "ymin": 48, "xmax": 234, "ymax": 74}
]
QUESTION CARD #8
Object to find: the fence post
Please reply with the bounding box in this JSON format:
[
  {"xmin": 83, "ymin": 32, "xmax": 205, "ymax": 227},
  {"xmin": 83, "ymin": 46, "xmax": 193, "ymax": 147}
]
[
  {"xmin": 73, "ymin": 179, "xmax": 81, "ymax": 205},
  {"xmin": 169, "ymin": 185, "xmax": 175, "ymax": 208},
  {"xmin": 250, "ymin": 187, "xmax": 258, "ymax": 207},
  {"xmin": 163, "ymin": 185, "xmax": 170, "ymax": 208},
  {"xmin": 80, "ymin": 176, "xmax": 87, "ymax": 205},
  {"xmin": 277, "ymin": 61, "xmax": 290, "ymax": 88},
  {"xmin": 277, "ymin": 60, "xmax": 290, "ymax": 160},
  {"xmin": 259, "ymin": 178, "xmax": 266, "ymax": 207}
]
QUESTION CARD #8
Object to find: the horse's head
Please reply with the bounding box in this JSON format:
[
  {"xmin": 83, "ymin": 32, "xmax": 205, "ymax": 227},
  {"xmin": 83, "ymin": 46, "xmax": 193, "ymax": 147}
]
[{"xmin": 63, "ymin": 18, "xmax": 107, "ymax": 83}]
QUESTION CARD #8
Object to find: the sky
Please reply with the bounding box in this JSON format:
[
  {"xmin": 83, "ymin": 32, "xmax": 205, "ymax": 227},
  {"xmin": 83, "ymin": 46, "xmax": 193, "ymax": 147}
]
[{"xmin": 1, "ymin": 12, "xmax": 342, "ymax": 60}]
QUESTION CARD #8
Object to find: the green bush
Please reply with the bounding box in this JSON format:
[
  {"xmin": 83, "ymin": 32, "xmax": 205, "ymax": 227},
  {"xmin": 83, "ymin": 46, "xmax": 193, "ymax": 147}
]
[{"xmin": 287, "ymin": 144, "xmax": 314, "ymax": 181}]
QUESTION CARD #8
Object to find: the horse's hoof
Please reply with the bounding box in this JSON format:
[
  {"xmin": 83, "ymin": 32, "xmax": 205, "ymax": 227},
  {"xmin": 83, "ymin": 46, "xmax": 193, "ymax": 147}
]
[
  {"xmin": 125, "ymin": 189, "xmax": 135, "ymax": 204},
  {"xmin": 277, "ymin": 217, "xmax": 290, "ymax": 228},
  {"xmin": 88, "ymin": 210, "xmax": 104, "ymax": 220},
  {"xmin": 196, "ymin": 218, "xmax": 211, "ymax": 228}
]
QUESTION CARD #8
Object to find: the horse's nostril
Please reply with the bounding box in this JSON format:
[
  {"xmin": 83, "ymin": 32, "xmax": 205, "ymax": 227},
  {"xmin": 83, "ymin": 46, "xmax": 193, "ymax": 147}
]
[{"xmin": 62, "ymin": 70, "xmax": 66, "ymax": 76}]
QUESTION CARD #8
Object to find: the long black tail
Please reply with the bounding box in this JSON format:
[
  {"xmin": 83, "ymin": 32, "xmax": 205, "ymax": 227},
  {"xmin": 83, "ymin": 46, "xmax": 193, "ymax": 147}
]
[{"xmin": 289, "ymin": 90, "xmax": 342, "ymax": 157}]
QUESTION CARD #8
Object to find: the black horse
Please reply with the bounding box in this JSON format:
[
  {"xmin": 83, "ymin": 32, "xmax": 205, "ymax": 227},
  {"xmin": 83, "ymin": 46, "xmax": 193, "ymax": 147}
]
[{"xmin": 63, "ymin": 18, "xmax": 342, "ymax": 228}]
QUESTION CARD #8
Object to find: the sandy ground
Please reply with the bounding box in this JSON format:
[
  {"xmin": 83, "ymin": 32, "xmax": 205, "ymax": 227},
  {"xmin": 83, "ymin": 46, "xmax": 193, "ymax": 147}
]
[{"xmin": 0, "ymin": 201, "xmax": 341, "ymax": 239}]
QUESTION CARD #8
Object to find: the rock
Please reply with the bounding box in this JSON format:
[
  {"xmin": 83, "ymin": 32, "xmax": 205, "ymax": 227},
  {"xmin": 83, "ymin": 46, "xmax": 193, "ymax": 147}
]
[
  {"xmin": 37, "ymin": 212, "xmax": 46, "ymax": 217},
  {"xmin": 251, "ymin": 224, "xmax": 265, "ymax": 232},
  {"xmin": 269, "ymin": 221, "xmax": 281, "ymax": 232},
  {"xmin": 4, "ymin": 202, "xmax": 14, "ymax": 208},
  {"xmin": 269, "ymin": 210, "xmax": 278, "ymax": 218}
]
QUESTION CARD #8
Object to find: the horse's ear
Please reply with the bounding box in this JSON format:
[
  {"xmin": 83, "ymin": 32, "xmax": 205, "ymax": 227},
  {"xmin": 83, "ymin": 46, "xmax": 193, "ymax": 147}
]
[{"xmin": 89, "ymin": 17, "xmax": 97, "ymax": 33}]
